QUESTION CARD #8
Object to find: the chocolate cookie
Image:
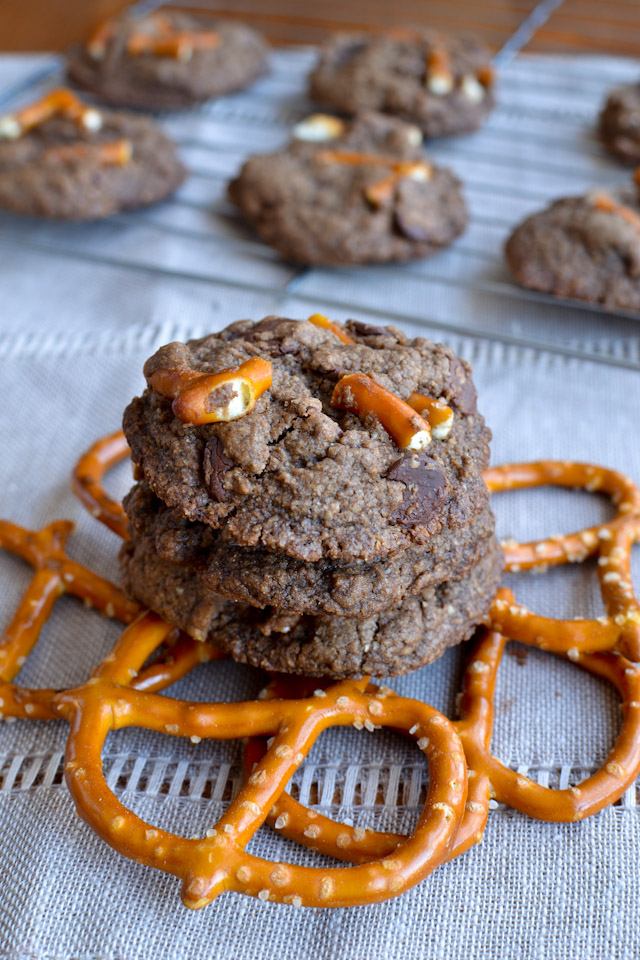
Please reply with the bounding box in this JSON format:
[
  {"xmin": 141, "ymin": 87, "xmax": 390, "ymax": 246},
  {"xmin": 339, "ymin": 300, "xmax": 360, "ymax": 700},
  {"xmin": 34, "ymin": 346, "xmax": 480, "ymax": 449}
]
[
  {"xmin": 120, "ymin": 534, "xmax": 503, "ymax": 679},
  {"xmin": 123, "ymin": 479, "xmax": 496, "ymax": 618},
  {"xmin": 228, "ymin": 112, "xmax": 467, "ymax": 265},
  {"xmin": 66, "ymin": 11, "xmax": 269, "ymax": 110},
  {"xmin": 505, "ymin": 178, "xmax": 640, "ymax": 312},
  {"xmin": 599, "ymin": 83, "xmax": 640, "ymax": 163},
  {"xmin": 123, "ymin": 316, "xmax": 490, "ymax": 564},
  {"xmin": 0, "ymin": 90, "xmax": 185, "ymax": 220},
  {"xmin": 309, "ymin": 31, "xmax": 495, "ymax": 139}
]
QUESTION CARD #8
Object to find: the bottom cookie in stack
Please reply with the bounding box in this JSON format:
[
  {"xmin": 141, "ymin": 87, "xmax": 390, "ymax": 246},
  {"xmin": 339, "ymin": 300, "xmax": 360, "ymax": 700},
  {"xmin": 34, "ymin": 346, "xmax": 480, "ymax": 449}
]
[{"xmin": 120, "ymin": 480, "xmax": 502, "ymax": 678}]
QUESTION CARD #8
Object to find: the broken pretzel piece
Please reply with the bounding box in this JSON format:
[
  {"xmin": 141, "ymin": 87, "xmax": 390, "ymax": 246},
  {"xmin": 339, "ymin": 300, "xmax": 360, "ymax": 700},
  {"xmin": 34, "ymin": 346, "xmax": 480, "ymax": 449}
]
[
  {"xmin": 147, "ymin": 357, "xmax": 272, "ymax": 426},
  {"xmin": 332, "ymin": 373, "xmax": 432, "ymax": 450},
  {"xmin": 589, "ymin": 190, "xmax": 640, "ymax": 234},
  {"xmin": 407, "ymin": 392, "xmax": 454, "ymax": 439},
  {"xmin": 0, "ymin": 88, "xmax": 102, "ymax": 141},
  {"xmin": 45, "ymin": 138, "xmax": 132, "ymax": 167},
  {"xmin": 307, "ymin": 313, "xmax": 355, "ymax": 344},
  {"xmin": 315, "ymin": 149, "xmax": 432, "ymax": 209}
]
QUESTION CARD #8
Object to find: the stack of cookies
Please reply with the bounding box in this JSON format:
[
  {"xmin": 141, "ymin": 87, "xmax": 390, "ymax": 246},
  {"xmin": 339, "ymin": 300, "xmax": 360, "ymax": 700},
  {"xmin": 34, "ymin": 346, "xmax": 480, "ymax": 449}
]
[{"xmin": 120, "ymin": 316, "xmax": 502, "ymax": 678}]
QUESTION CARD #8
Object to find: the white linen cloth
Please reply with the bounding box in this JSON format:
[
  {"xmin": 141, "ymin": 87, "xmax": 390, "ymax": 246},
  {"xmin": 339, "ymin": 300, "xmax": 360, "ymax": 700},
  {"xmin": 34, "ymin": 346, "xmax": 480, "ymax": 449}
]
[{"xmin": 1, "ymin": 47, "xmax": 640, "ymax": 960}]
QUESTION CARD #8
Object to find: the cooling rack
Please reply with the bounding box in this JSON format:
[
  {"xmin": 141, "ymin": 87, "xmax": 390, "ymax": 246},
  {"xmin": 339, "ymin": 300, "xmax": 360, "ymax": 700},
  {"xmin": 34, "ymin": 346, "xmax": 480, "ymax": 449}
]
[{"xmin": 1, "ymin": 0, "xmax": 640, "ymax": 373}]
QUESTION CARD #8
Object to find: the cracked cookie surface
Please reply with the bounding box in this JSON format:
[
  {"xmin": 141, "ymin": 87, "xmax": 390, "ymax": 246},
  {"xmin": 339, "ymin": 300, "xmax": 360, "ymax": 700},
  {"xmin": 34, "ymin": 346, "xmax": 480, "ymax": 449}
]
[{"xmin": 123, "ymin": 316, "xmax": 491, "ymax": 563}]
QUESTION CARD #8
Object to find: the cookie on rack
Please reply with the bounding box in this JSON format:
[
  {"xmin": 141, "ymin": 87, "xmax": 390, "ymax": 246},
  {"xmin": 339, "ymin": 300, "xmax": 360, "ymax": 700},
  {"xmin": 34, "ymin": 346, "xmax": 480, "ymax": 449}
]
[
  {"xmin": 309, "ymin": 30, "xmax": 495, "ymax": 139},
  {"xmin": 505, "ymin": 171, "xmax": 640, "ymax": 312},
  {"xmin": 0, "ymin": 88, "xmax": 185, "ymax": 220},
  {"xmin": 228, "ymin": 111, "xmax": 467, "ymax": 265},
  {"xmin": 66, "ymin": 10, "xmax": 269, "ymax": 110},
  {"xmin": 123, "ymin": 315, "xmax": 490, "ymax": 564},
  {"xmin": 599, "ymin": 82, "xmax": 640, "ymax": 163}
]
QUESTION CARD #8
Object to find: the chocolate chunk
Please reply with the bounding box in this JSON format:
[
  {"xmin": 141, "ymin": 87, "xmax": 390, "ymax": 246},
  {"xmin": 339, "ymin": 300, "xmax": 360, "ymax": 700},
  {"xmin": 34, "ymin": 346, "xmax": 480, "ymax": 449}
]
[
  {"xmin": 394, "ymin": 207, "xmax": 435, "ymax": 242},
  {"xmin": 203, "ymin": 437, "xmax": 235, "ymax": 502},
  {"xmin": 350, "ymin": 320, "xmax": 390, "ymax": 338},
  {"xmin": 446, "ymin": 357, "xmax": 477, "ymax": 415},
  {"xmin": 237, "ymin": 316, "xmax": 301, "ymax": 355},
  {"xmin": 387, "ymin": 454, "xmax": 449, "ymax": 527}
]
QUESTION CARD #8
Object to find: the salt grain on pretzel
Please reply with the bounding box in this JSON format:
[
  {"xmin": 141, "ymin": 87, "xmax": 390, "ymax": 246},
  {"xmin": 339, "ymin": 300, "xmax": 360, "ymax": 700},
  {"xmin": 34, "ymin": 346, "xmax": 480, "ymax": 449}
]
[
  {"xmin": 56, "ymin": 613, "xmax": 466, "ymax": 909},
  {"xmin": 0, "ymin": 88, "xmax": 102, "ymax": 141},
  {"xmin": 146, "ymin": 356, "xmax": 272, "ymax": 425},
  {"xmin": 331, "ymin": 373, "xmax": 432, "ymax": 450}
]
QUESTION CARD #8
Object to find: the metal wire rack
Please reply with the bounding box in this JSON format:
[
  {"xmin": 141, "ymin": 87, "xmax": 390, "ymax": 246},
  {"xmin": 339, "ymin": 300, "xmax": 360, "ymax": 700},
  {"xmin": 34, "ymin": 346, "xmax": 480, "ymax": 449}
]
[{"xmin": 1, "ymin": 0, "xmax": 640, "ymax": 371}]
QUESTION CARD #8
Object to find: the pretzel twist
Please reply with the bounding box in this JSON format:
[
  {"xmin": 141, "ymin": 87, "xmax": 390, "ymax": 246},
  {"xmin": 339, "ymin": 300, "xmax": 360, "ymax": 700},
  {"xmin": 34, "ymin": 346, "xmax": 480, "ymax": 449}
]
[
  {"xmin": 485, "ymin": 461, "xmax": 640, "ymax": 660},
  {"xmin": 56, "ymin": 611, "xmax": 467, "ymax": 909},
  {"xmin": 146, "ymin": 356, "xmax": 272, "ymax": 426},
  {"xmin": 0, "ymin": 89, "xmax": 102, "ymax": 141},
  {"xmin": 332, "ymin": 373, "xmax": 432, "ymax": 450}
]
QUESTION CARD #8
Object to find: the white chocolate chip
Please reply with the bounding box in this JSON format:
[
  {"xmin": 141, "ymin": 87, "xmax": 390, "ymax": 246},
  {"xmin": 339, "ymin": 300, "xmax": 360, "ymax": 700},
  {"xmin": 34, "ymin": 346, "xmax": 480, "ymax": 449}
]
[
  {"xmin": 428, "ymin": 71, "xmax": 454, "ymax": 95},
  {"xmin": 0, "ymin": 115, "xmax": 21, "ymax": 139},
  {"xmin": 81, "ymin": 108, "xmax": 103, "ymax": 132},
  {"xmin": 460, "ymin": 74, "xmax": 485, "ymax": 103}
]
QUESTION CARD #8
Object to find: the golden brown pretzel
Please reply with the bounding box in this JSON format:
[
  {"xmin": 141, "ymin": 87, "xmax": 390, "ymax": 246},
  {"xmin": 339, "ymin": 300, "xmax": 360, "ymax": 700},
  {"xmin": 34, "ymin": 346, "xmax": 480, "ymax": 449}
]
[
  {"xmin": 245, "ymin": 585, "xmax": 640, "ymax": 866},
  {"xmin": 72, "ymin": 430, "xmax": 131, "ymax": 539},
  {"xmin": 0, "ymin": 514, "xmax": 224, "ymax": 719},
  {"xmin": 0, "ymin": 89, "xmax": 102, "ymax": 141},
  {"xmin": 146, "ymin": 356, "xmax": 272, "ymax": 425},
  {"xmin": 314, "ymin": 149, "xmax": 432, "ymax": 209},
  {"xmin": 407, "ymin": 392, "xmax": 454, "ymax": 439},
  {"xmin": 332, "ymin": 373, "xmax": 432, "ymax": 450},
  {"xmin": 87, "ymin": 13, "xmax": 220, "ymax": 62},
  {"xmin": 243, "ymin": 606, "xmax": 510, "ymax": 864},
  {"xmin": 307, "ymin": 312, "xmax": 355, "ymax": 343},
  {"xmin": 45, "ymin": 139, "xmax": 133, "ymax": 167},
  {"xmin": 56, "ymin": 611, "xmax": 467, "ymax": 909},
  {"xmin": 0, "ymin": 518, "xmax": 140, "ymax": 720},
  {"xmin": 590, "ymin": 191, "xmax": 640, "ymax": 233},
  {"xmin": 485, "ymin": 461, "xmax": 640, "ymax": 660}
]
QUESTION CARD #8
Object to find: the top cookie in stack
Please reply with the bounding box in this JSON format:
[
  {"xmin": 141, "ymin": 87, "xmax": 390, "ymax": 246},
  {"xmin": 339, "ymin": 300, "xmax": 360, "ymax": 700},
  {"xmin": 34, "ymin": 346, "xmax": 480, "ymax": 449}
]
[{"xmin": 121, "ymin": 316, "xmax": 502, "ymax": 678}]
